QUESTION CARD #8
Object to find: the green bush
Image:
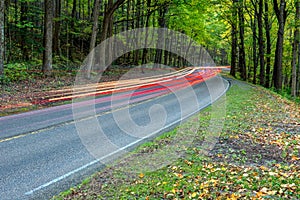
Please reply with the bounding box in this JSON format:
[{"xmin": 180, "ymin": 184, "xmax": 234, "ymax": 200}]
[
  {"xmin": 1, "ymin": 61, "xmax": 43, "ymax": 83},
  {"xmin": 5, "ymin": 63, "xmax": 31, "ymax": 82}
]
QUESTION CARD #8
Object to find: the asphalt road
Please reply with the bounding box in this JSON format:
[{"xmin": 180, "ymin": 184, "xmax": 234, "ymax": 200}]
[{"xmin": 0, "ymin": 75, "xmax": 229, "ymax": 200}]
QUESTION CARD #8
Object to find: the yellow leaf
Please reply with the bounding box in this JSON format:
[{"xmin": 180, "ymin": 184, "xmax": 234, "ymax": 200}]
[
  {"xmin": 291, "ymin": 156, "xmax": 299, "ymax": 161},
  {"xmin": 185, "ymin": 160, "xmax": 193, "ymax": 166},
  {"xmin": 174, "ymin": 173, "xmax": 183, "ymax": 178},
  {"xmin": 192, "ymin": 192, "xmax": 197, "ymax": 197},
  {"xmin": 256, "ymin": 191, "xmax": 266, "ymax": 197},
  {"xmin": 227, "ymin": 193, "xmax": 239, "ymax": 200},
  {"xmin": 252, "ymin": 172, "xmax": 258, "ymax": 176},
  {"xmin": 139, "ymin": 173, "xmax": 144, "ymax": 178},
  {"xmin": 259, "ymin": 166, "xmax": 268, "ymax": 171}
]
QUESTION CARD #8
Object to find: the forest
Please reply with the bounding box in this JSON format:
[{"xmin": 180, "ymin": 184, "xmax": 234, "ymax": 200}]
[{"xmin": 0, "ymin": 0, "xmax": 299, "ymax": 97}]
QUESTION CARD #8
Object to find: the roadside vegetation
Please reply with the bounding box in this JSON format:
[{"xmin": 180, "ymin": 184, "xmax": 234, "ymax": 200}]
[{"xmin": 52, "ymin": 77, "xmax": 300, "ymax": 199}]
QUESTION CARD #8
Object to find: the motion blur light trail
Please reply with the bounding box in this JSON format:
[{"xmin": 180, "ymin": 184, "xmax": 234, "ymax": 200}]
[{"xmin": 33, "ymin": 67, "xmax": 222, "ymax": 106}]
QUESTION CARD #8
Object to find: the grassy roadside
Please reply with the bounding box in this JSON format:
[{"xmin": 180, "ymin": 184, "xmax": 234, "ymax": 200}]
[{"xmin": 52, "ymin": 78, "xmax": 299, "ymax": 199}]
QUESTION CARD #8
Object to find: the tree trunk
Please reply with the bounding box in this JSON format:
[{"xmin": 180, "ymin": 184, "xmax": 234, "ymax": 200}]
[
  {"xmin": 20, "ymin": 2, "xmax": 29, "ymax": 60},
  {"xmin": 154, "ymin": 7, "xmax": 167, "ymax": 68},
  {"xmin": 273, "ymin": 0, "xmax": 287, "ymax": 90},
  {"xmin": 230, "ymin": 0, "xmax": 238, "ymax": 77},
  {"xmin": 296, "ymin": 40, "xmax": 300, "ymax": 96},
  {"xmin": 252, "ymin": 5, "xmax": 258, "ymax": 84},
  {"xmin": 43, "ymin": 0, "xmax": 54, "ymax": 75},
  {"xmin": 53, "ymin": 0, "xmax": 61, "ymax": 55},
  {"xmin": 86, "ymin": 0, "xmax": 101, "ymax": 78},
  {"xmin": 98, "ymin": 0, "xmax": 125, "ymax": 69},
  {"xmin": 142, "ymin": 0, "xmax": 152, "ymax": 65},
  {"xmin": 258, "ymin": 0, "xmax": 265, "ymax": 85},
  {"xmin": 107, "ymin": 0, "xmax": 114, "ymax": 66},
  {"xmin": 69, "ymin": 0, "xmax": 77, "ymax": 61},
  {"xmin": 134, "ymin": 0, "xmax": 141, "ymax": 65},
  {"xmin": 292, "ymin": 0, "xmax": 300, "ymax": 97},
  {"xmin": 264, "ymin": 1, "xmax": 272, "ymax": 88},
  {"xmin": 238, "ymin": 0, "xmax": 246, "ymax": 80},
  {"xmin": 247, "ymin": 0, "xmax": 258, "ymax": 83},
  {"xmin": 100, "ymin": 0, "xmax": 125, "ymax": 42},
  {"xmin": 0, "ymin": 0, "xmax": 4, "ymax": 78}
]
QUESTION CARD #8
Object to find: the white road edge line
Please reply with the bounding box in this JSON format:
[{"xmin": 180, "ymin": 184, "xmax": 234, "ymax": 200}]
[{"xmin": 25, "ymin": 77, "xmax": 229, "ymax": 196}]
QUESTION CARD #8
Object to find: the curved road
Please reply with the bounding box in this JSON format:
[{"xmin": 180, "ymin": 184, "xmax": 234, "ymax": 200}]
[{"xmin": 0, "ymin": 74, "xmax": 229, "ymax": 200}]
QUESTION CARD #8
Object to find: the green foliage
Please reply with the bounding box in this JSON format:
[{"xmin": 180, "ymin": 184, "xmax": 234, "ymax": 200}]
[
  {"xmin": 1, "ymin": 61, "xmax": 42, "ymax": 83},
  {"xmin": 3, "ymin": 63, "xmax": 31, "ymax": 83},
  {"xmin": 272, "ymin": 87, "xmax": 300, "ymax": 104}
]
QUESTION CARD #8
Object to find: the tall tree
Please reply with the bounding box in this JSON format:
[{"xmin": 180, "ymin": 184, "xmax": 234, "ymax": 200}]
[
  {"xmin": 264, "ymin": 1, "xmax": 272, "ymax": 88},
  {"xmin": 252, "ymin": 3, "xmax": 258, "ymax": 84},
  {"xmin": 0, "ymin": 0, "xmax": 4, "ymax": 78},
  {"xmin": 258, "ymin": 0, "xmax": 265, "ymax": 85},
  {"xmin": 53, "ymin": 0, "xmax": 62, "ymax": 55},
  {"xmin": 154, "ymin": 6, "xmax": 168, "ymax": 68},
  {"xmin": 272, "ymin": 0, "xmax": 288, "ymax": 90},
  {"xmin": 42, "ymin": 0, "xmax": 54, "ymax": 75},
  {"xmin": 238, "ymin": 0, "xmax": 246, "ymax": 80},
  {"xmin": 291, "ymin": 0, "xmax": 300, "ymax": 96},
  {"xmin": 20, "ymin": 1, "xmax": 29, "ymax": 60},
  {"xmin": 247, "ymin": 0, "xmax": 258, "ymax": 84},
  {"xmin": 86, "ymin": 0, "xmax": 101, "ymax": 78},
  {"xmin": 230, "ymin": 0, "xmax": 238, "ymax": 77},
  {"xmin": 69, "ymin": 0, "xmax": 77, "ymax": 61},
  {"xmin": 142, "ymin": 0, "xmax": 152, "ymax": 65},
  {"xmin": 100, "ymin": 0, "xmax": 126, "ymax": 42}
]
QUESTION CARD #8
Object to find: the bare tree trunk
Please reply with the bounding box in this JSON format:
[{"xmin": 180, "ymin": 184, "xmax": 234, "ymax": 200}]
[
  {"xmin": 86, "ymin": 0, "xmax": 101, "ymax": 78},
  {"xmin": 0, "ymin": 0, "xmax": 4, "ymax": 78},
  {"xmin": 69, "ymin": 0, "xmax": 77, "ymax": 61},
  {"xmin": 292, "ymin": 0, "xmax": 300, "ymax": 97},
  {"xmin": 258, "ymin": 0, "xmax": 265, "ymax": 85},
  {"xmin": 273, "ymin": 0, "xmax": 287, "ymax": 90},
  {"xmin": 107, "ymin": 0, "xmax": 114, "ymax": 66},
  {"xmin": 247, "ymin": 0, "xmax": 258, "ymax": 83},
  {"xmin": 100, "ymin": 0, "xmax": 125, "ymax": 42},
  {"xmin": 252, "ymin": 7, "xmax": 258, "ymax": 84},
  {"xmin": 154, "ymin": 6, "xmax": 167, "ymax": 68},
  {"xmin": 88, "ymin": 0, "xmax": 91, "ymax": 20},
  {"xmin": 265, "ymin": 1, "xmax": 272, "ymax": 88},
  {"xmin": 238, "ymin": 0, "xmax": 246, "ymax": 80},
  {"xmin": 296, "ymin": 42, "xmax": 300, "ymax": 96},
  {"xmin": 230, "ymin": 0, "xmax": 238, "ymax": 77},
  {"xmin": 99, "ymin": 0, "xmax": 125, "ymax": 70},
  {"xmin": 134, "ymin": 0, "xmax": 141, "ymax": 65},
  {"xmin": 20, "ymin": 2, "xmax": 29, "ymax": 60},
  {"xmin": 43, "ymin": 0, "xmax": 54, "ymax": 75},
  {"xmin": 53, "ymin": 0, "xmax": 62, "ymax": 55},
  {"xmin": 142, "ymin": 0, "xmax": 151, "ymax": 65}
]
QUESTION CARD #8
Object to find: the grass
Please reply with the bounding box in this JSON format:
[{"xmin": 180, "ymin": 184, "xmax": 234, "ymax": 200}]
[{"xmin": 50, "ymin": 78, "xmax": 298, "ymax": 199}]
